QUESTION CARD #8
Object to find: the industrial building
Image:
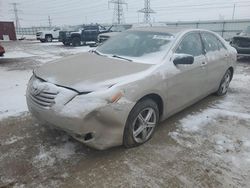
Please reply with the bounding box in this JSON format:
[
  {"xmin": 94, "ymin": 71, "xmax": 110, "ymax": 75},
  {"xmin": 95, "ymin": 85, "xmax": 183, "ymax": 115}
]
[{"xmin": 0, "ymin": 21, "xmax": 17, "ymax": 40}]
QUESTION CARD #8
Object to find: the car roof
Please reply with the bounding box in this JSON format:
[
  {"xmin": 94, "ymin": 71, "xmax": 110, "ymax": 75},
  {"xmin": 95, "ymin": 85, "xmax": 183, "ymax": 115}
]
[{"xmin": 129, "ymin": 26, "xmax": 198, "ymax": 34}]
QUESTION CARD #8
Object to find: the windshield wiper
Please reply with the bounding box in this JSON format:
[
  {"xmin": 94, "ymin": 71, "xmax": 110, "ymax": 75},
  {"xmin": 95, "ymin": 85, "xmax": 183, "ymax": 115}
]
[{"xmin": 112, "ymin": 55, "xmax": 132, "ymax": 62}]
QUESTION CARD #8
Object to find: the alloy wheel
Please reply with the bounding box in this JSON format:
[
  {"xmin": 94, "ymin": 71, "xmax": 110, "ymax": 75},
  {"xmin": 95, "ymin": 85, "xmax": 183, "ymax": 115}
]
[
  {"xmin": 220, "ymin": 72, "xmax": 231, "ymax": 94},
  {"xmin": 132, "ymin": 107, "xmax": 157, "ymax": 143}
]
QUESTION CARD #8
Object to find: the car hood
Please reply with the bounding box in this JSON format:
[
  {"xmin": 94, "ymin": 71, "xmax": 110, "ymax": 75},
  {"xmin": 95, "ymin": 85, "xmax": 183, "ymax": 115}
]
[{"xmin": 34, "ymin": 52, "xmax": 152, "ymax": 92}]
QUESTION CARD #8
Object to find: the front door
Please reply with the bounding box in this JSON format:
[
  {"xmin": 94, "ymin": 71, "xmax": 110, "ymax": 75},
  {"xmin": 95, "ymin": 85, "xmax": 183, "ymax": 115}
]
[{"xmin": 166, "ymin": 32, "xmax": 208, "ymax": 115}]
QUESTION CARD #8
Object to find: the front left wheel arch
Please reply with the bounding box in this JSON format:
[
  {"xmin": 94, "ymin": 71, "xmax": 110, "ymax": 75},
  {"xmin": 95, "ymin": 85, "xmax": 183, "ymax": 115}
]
[{"xmin": 137, "ymin": 93, "xmax": 164, "ymax": 119}]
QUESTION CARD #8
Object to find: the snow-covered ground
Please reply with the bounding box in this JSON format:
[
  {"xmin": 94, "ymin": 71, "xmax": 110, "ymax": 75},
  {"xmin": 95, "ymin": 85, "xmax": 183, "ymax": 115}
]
[
  {"xmin": 0, "ymin": 68, "xmax": 31, "ymax": 119},
  {"xmin": 168, "ymin": 65, "xmax": 250, "ymax": 187}
]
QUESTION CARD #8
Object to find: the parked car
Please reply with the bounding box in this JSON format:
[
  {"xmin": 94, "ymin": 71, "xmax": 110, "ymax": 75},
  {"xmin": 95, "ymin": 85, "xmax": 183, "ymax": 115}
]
[
  {"xmin": 98, "ymin": 24, "xmax": 132, "ymax": 43},
  {"xmin": 36, "ymin": 27, "xmax": 61, "ymax": 42},
  {"xmin": 230, "ymin": 26, "xmax": 250, "ymax": 57},
  {"xmin": 0, "ymin": 43, "xmax": 5, "ymax": 56},
  {"xmin": 26, "ymin": 27, "xmax": 236, "ymax": 150},
  {"xmin": 63, "ymin": 24, "xmax": 111, "ymax": 46}
]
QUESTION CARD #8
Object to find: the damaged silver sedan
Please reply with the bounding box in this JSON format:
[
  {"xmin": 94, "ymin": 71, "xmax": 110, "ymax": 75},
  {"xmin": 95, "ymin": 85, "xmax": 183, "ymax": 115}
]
[{"xmin": 26, "ymin": 27, "xmax": 237, "ymax": 150}]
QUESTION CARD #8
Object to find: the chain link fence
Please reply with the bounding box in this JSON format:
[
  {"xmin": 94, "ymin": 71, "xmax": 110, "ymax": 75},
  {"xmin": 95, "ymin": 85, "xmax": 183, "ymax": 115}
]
[
  {"xmin": 16, "ymin": 19, "xmax": 250, "ymax": 39},
  {"xmin": 165, "ymin": 19, "xmax": 250, "ymax": 39},
  {"xmin": 16, "ymin": 27, "xmax": 52, "ymax": 35}
]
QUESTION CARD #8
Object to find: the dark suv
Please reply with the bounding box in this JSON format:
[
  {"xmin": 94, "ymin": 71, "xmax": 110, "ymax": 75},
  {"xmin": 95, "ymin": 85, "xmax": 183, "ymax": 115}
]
[
  {"xmin": 63, "ymin": 24, "xmax": 111, "ymax": 46},
  {"xmin": 59, "ymin": 25, "xmax": 82, "ymax": 46},
  {"xmin": 230, "ymin": 26, "xmax": 250, "ymax": 57}
]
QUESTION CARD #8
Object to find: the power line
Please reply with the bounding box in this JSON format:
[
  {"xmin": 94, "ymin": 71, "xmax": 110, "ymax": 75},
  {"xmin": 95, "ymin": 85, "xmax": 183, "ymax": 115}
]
[
  {"xmin": 10, "ymin": 2, "xmax": 21, "ymax": 30},
  {"xmin": 138, "ymin": 0, "xmax": 156, "ymax": 23},
  {"xmin": 109, "ymin": 0, "xmax": 128, "ymax": 24}
]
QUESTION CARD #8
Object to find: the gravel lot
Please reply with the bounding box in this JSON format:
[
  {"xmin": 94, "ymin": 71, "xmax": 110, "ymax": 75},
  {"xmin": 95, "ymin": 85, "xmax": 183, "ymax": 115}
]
[{"xmin": 0, "ymin": 41, "xmax": 250, "ymax": 188}]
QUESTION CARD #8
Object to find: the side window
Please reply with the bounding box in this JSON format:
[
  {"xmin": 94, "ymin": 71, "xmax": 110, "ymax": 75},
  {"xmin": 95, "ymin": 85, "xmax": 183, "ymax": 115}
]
[
  {"xmin": 201, "ymin": 32, "xmax": 226, "ymax": 52},
  {"xmin": 176, "ymin": 33, "xmax": 203, "ymax": 57}
]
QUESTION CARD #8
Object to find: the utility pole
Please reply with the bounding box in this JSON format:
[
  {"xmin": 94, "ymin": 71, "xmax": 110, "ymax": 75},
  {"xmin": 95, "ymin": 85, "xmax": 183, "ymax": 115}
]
[
  {"xmin": 48, "ymin": 15, "xmax": 52, "ymax": 27},
  {"xmin": 138, "ymin": 0, "xmax": 155, "ymax": 24},
  {"xmin": 10, "ymin": 2, "xmax": 21, "ymax": 30},
  {"xmin": 109, "ymin": 0, "xmax": 128, "ymax": 24},
  {"xmin": 232, "ymin": 4, "xmax": 236, "ymax": 20}
]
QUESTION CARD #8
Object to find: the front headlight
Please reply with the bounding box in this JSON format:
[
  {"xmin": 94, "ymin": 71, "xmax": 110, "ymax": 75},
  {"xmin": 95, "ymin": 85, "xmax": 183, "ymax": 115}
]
[{"xmin": 107, "ymin": 91, "xmax": 123, "ymax": 103}]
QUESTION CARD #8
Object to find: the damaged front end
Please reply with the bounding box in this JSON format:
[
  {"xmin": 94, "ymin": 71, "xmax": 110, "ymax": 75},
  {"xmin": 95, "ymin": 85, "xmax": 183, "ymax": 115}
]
[{"xmin": 26, "ymin": 75, "xmax": 135, "ymax": 150}]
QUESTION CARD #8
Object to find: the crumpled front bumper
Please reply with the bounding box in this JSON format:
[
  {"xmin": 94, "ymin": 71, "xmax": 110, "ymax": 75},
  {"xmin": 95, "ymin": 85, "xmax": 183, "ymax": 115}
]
[{"xmin": 26, "ymin": 78, "xmax": 135, "ymax": 150}]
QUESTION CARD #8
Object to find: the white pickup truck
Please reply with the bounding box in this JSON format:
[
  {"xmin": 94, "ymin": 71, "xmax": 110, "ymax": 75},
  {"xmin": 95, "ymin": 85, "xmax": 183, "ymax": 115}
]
[{"xmin": 36, "ymin": 27, "xmax": 61, "ymax": 42}]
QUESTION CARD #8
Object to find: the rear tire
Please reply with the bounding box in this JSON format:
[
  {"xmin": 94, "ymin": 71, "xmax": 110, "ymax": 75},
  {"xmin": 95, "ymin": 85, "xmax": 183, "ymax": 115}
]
[
  {"xmin": 72, "ymin": 37, "xmax": 81, "ymax": 46},
  {"xmin": 216, "ymin": 69, "xmax": 232, "ymax": 96},
  {"xmin": 123, "ymin": 99, "xmax": 159, "ymax": 148}
]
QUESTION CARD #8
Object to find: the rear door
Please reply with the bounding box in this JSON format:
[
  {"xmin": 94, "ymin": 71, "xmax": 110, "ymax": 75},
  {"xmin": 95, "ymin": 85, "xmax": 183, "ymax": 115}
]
[
  {"xmin": 201, "ymin": 32, "xmax": 229, "ymax": 92},
  {"xmin": 167, "ymin": 32, "xmax": 208, "ymax": 114}
]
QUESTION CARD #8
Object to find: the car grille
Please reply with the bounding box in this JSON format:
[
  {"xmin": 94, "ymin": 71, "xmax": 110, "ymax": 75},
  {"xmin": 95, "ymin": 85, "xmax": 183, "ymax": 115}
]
[
  {"xmin": 29, "ymin": 91, "xmax": 58, "ymax": 108},
  {"xmin": 28, "ymin": 79, "xmax": 59, "ymax": 108}
]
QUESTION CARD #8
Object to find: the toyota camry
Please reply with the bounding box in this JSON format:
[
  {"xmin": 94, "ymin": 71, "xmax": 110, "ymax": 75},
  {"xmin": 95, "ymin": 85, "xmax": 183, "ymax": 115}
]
[{"xmin": 26, "ymin": 27, "xmax": 236, "ymax": 150}]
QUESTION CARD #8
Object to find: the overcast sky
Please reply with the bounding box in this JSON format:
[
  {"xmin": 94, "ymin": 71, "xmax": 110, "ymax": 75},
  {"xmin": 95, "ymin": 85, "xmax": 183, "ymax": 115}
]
[{"xmin": 0, "ymin": 0, "xmax": 250, "ymax": 27}]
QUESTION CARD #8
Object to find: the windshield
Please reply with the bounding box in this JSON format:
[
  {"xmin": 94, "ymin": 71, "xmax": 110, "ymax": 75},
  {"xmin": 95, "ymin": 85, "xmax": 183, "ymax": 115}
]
[{"xmin": 97, "ymin": 31, "xmax": 175, "ymax": 64}]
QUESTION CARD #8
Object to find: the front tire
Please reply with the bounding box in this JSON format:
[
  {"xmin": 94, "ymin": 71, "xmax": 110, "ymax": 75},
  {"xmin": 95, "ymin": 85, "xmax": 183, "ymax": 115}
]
[
  {"xmin": 45, "ymin": 35, "xmax": 53, "ymax": 42},
  {"xmin": 123, "ymin": 99, "xmax": 159, "ymax": 148},
  {"xmin": 216, "ymin": 69, "xmax": 232, "ymax": 96}
]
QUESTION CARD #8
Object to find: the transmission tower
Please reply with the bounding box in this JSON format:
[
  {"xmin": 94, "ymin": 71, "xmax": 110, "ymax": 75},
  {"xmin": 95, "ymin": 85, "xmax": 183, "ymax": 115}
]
[
  {"xmin": 10, "ymin": 2, "xmax": 21, "ymax": 30},
  {"xmin": 48, "ymin": 15, "xmax": 52, "ymax": 27},
  {"xmin": 138, "ymin": 0, "xmax": 155, "ymax": 23},
  {"xmin": 109, "ymin": 0, "xmax": 127, "ymax": 24}
]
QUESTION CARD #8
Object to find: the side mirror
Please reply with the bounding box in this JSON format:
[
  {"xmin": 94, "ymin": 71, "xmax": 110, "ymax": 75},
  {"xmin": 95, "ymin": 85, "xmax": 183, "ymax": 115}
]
[{"xmin": 173, "ymin": 54, "xmax": 194, "ymax": 65}]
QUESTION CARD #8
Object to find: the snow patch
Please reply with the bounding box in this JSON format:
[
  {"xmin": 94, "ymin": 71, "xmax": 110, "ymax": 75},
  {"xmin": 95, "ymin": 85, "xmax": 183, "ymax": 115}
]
[
  {"xmin": 0, "ymin": 68, "xmax": 32, "ymax": 120},
  {"xmin": 2, "ymin": 51, "xmax": 35, "ymax": 59},
  {"xmin": 32, "ymin": 142, "xmax": 76, "ymax": 169},
  {"xmin": 179, "ymin": 108, "xmax": 250, "ymax": 132}
]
